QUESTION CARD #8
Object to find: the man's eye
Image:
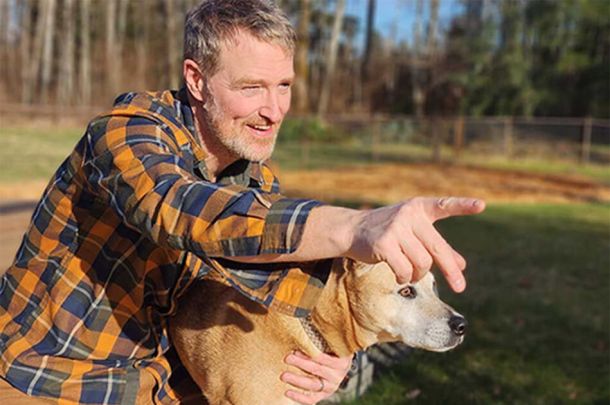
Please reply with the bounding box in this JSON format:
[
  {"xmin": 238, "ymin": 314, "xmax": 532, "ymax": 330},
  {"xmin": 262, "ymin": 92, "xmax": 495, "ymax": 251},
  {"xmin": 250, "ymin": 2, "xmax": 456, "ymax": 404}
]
[{"xmin": 242, "ymin": 86, "xmax": 261, "ymax": 93}]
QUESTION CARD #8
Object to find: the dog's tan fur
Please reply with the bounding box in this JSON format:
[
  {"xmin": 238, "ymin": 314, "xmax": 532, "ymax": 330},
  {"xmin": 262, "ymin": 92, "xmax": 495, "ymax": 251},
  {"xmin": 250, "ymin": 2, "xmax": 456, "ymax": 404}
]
[{"xmin": 170, "ymin": 259, "xmax": 464, "ymax": 404}]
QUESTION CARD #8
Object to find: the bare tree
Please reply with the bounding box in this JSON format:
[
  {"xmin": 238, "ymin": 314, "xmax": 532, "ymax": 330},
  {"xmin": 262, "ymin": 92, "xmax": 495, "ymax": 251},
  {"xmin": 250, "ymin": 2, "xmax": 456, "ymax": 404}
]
[
  {"xmin": 40, "ymin": 0, "xmax": 57, "ymax": 103},
  {"xmin": 20, "ymin": 0, "xmax": 32, "ymax": 103},
  {"xmin": 294, "ymin": 0, "xmax": 311, "ymax": 113},
  {"xmin": 411, "ymin": 0, "xmax": 424, "ymax": 118},
  {"xmin": 58, "ymin": 0, "xmax": 76, "ymax": 105},
  {"xmin": 79, "ymin": 0, "xmax": 92, "ymax": 104},
  {"xmin": 317, "ymin": 0, "xmax": 345, "ymax": 116},
  {"xmin": 361, "ymin": 0, "xmax": 376, "ymax": 106},
  {"xmin": 106, "ymin": 0, "xmax": 118, "ymax": 96},
  {"xmin": 136, "ymin": 0, "xmax": 151, "ymax": 90},
  {"xmin": 0, "ymin": 0, "xmax": 8, "ymax": 89},
  {"xmin": 165, "ymin": 0, "xmax": 180, "ymax": 89},
  {"xmin": 116, "ymin": 0, "xmax": 129, "ymax": 90},
  {"xmin": 24, "ymin": 0, "xmax": 49, "ymax": 103}
]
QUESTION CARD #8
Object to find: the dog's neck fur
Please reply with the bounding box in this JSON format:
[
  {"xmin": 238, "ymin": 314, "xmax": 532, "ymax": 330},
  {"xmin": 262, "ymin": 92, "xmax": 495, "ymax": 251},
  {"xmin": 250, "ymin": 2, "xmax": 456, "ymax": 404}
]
[{"xmin": 308, "ymin": 262, "xmax": 378, "ymax": 357}]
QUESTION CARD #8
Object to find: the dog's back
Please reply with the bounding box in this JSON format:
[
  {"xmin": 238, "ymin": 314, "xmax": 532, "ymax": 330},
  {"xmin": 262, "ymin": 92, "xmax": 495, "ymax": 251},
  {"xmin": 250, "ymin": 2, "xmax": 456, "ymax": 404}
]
[{"xmin": 171, "ymin": 276, "xmax": 311, "ymax": 404}]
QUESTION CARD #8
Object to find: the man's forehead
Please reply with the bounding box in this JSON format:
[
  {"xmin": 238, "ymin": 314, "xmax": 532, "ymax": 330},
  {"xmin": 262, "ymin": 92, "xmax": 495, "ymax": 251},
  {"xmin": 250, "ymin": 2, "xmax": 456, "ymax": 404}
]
[{"xmin": 216, "ymin": 30, "xmax": 294, "ymax": 80}]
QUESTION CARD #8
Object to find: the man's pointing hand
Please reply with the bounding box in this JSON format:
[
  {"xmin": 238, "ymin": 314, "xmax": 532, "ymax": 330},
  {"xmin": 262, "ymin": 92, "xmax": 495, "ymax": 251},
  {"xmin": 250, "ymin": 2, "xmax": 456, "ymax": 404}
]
[{"xmin": 346, "ymin": 197, "xmax": 486, "ymax": 292}]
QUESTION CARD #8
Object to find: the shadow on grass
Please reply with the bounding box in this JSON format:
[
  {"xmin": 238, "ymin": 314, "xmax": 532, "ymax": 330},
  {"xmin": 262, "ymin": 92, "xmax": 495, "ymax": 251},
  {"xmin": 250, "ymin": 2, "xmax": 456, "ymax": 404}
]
[{"xmin": 337, "ymin": 202, "xmax": 610, "ymax": 404}]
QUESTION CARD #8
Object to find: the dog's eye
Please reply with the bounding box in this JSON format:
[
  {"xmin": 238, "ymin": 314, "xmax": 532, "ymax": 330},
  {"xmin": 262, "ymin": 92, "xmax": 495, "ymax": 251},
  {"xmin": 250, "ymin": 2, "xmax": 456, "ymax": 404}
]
[{"xmin": 398, "ymin": 286, "xmax": 417, "ymax": 299}]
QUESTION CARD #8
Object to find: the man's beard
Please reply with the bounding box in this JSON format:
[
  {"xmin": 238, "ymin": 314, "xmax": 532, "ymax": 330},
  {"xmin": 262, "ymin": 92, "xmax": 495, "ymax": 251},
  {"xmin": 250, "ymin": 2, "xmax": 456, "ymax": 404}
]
[{"xmin": 200, "ymin": 92, "xmax": 278, "ymax": 163}]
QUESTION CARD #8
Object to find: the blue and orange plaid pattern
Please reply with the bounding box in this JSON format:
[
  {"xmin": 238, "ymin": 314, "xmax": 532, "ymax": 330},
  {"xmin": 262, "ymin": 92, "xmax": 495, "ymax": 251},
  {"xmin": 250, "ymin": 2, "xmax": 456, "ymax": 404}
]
[{"xmin": 0, "ymin": 88, "xmax": 331, "ymax": 404}]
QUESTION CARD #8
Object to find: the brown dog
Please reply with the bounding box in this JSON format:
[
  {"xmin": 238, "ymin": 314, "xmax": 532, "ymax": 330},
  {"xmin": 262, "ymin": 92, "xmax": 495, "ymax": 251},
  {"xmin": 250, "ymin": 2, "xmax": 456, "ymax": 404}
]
[{"xmin": 170, "ymin": 259, "xmax": 466, "ymax": 404}]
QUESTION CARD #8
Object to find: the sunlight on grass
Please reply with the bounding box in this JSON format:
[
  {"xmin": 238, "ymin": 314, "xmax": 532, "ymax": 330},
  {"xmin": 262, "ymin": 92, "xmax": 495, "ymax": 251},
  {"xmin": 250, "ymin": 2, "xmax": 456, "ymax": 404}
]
[
  {"xmin": 344, "ymin": 203, "xmax": 610, "ymax": 404},
  {"xmin": 0, "ymin": 126, "xmax": 82, "ymax": 182}
]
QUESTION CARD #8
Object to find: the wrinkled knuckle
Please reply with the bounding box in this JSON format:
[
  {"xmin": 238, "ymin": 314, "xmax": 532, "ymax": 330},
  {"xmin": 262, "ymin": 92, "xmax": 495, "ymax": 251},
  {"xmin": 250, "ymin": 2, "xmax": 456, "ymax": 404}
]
[
  {"xmin": 398, "ymin": 202, "xmax": 416, "ymax": 216},
  {"xmin": 430, "ymin": 242, "xmax": 444, "ymax": 255},
  {"xmin": 437, "ymin": 196, "xmax": 451, "ymax": 209},
  {"xmin": 376, "ymin": 234, "xmax": 393, "ymax": 251},
  {"xmin": 312, "ymin": 365, "xmax": 324, "ymax": 376},
  {"xmin": 421, "ymin": 255, "xmax": 433, "ymax": 270}
]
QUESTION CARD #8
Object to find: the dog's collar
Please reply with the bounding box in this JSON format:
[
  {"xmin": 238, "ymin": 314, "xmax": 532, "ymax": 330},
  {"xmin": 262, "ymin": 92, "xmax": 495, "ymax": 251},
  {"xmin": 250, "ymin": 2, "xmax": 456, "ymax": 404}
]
[{"xmin": 300, "ymin": 315, "xmax": 332, "ymax": 354}]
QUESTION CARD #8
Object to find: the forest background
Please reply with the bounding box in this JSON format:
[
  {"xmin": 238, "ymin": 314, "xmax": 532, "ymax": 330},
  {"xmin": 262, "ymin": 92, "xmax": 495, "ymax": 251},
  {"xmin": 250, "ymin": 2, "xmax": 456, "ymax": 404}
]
[{"xmin": 0, "ymin": 0, "xmax": 608, "ymax": 119}]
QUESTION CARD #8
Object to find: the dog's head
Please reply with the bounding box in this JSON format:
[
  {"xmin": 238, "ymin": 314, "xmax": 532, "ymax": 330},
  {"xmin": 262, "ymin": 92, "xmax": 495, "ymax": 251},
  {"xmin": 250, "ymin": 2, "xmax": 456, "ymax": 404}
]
[{"xmin": 343, "ymin": 259, "xmax": 466, "ymax": 352}]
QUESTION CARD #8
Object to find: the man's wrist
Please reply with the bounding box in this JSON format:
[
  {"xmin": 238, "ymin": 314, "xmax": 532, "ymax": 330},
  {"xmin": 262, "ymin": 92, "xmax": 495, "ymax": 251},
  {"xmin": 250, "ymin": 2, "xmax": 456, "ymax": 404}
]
[{"xmin": 306, "ymin": 205, "xmax": 361, "ymax": 258}]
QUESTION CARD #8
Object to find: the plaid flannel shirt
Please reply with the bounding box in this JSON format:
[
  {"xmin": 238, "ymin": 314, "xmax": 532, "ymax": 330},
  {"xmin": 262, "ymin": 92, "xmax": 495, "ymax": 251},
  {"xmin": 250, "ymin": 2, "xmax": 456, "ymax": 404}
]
[{"xmin": 0, "ymin": 88, "xmax": 332, "ymax": 404}]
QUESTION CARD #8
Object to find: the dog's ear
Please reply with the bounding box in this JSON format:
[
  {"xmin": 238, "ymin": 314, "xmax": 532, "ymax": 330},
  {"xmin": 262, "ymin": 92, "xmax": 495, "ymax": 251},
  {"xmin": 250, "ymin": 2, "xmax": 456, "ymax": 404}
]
[{"xmin": 343, "ymin": 258, "xmax": 374, "ymax": 276}]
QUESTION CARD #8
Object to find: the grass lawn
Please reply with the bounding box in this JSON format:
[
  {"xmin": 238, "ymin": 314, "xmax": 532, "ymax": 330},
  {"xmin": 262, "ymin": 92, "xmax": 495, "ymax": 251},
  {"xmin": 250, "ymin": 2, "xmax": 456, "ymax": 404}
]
[
  {"xmin": 345, "ymin": 202, "xmax": 610, "ymax": 404},
  {"xmin": 1, "ymin": 125, "xmax": 608, "ymax": 184},
  {"xmin": 0, "ymin": 126, "xmax": 83, "ymax": 182}
]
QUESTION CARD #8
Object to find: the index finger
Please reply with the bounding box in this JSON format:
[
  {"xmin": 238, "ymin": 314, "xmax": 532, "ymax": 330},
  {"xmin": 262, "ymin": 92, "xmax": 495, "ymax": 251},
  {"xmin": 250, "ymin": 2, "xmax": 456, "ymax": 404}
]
[{"xmin": 423, "ymin": 197, "xmax": 486, "ymax": 222}]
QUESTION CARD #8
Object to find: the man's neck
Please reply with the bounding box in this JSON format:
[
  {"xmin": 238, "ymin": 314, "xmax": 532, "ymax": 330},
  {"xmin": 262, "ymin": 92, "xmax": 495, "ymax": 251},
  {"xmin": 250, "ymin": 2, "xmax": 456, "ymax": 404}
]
[{"xmin": 186, "ymin": 91, "xmax": 238, "ymax": 182}]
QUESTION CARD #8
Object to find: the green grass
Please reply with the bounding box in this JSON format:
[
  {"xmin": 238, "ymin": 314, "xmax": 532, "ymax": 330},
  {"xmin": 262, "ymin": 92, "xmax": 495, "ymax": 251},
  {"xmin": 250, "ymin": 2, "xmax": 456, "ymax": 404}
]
[
  {"xmin": 344, "ymin": 203, "xmax": 610, "ymax": 404},
  {"xmin": 1, "ymin": 125, "xmax": 608, "ymax": 184},
  {"xmin": 0, "ymin": 126, "xmax": 83, "ymax": 182}
]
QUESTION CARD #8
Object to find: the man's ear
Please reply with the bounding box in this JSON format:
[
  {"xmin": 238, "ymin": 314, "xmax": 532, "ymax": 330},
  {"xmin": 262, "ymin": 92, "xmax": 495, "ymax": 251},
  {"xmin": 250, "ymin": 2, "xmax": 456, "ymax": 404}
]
[{"xmin": 183, "ymin": 59, "xmax": 205, "ymax": 102}]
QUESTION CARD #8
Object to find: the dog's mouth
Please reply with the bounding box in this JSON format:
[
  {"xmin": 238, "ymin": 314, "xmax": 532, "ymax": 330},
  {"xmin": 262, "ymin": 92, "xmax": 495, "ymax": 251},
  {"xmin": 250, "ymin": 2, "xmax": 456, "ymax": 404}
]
[
  {"xmin": 402, "ymin": 325, "xmax": 465, "ymax": 352},
  {"xmin": 425, "ymin": 335, "xmax": 464, "ymax": 352}
]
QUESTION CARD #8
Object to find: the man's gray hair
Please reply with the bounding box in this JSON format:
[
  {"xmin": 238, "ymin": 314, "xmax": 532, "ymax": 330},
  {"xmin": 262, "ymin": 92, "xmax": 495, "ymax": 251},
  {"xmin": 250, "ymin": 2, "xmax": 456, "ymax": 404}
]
[{"xmin": 184, "ymin": 0, "xmax": 296, "ymax": 77}]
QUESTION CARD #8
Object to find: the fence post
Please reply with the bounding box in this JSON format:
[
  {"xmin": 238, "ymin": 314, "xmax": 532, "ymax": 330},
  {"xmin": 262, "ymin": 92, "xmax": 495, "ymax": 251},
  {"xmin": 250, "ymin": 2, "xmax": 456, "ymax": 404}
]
[
  {"xmin": 503, "ymin": 117, "xmax": 513, "ymax": 158},
  {"xmin": 580, "ymin": 116, "xmax": 592, "ymax": 165},
  {"xmin": 371, "ymin": 117, "xmax": 380, "ymax": 162},
  {"xmin": 453, "ymin": 115, "xmax": 464, "ymax": 160},
  {"xmin": 431, "ymin": 118, "xmax": 442, "ymax": 163}
]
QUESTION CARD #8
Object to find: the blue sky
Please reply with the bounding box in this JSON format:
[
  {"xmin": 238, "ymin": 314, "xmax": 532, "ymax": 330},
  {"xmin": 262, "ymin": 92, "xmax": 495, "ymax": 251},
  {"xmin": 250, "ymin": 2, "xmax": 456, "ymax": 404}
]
[{"xmin": 345, "ymin": 0, "xmax": 464, "ymax": 47}]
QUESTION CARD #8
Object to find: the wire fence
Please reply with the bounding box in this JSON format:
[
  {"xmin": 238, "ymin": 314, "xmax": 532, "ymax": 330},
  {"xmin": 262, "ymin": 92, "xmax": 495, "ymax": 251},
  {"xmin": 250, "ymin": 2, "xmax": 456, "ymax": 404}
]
[
  {"xmin": 312, "ymin": 114, "xmax": 610, "ymax": 165},
  {"xmin": 1, "ymin": 103, "xmax": 609, "ymax": 165}
]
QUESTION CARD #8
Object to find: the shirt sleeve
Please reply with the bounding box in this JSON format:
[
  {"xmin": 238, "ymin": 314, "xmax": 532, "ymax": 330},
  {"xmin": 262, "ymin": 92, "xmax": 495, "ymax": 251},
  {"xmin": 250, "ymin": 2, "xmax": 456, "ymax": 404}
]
[{"xmin": 84, "ymin": 115, "xmax": 323, "ymax": 258}]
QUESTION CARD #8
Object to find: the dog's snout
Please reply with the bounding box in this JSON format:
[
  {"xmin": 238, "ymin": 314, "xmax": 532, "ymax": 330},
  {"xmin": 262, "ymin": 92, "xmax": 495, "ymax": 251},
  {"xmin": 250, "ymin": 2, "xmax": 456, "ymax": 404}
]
[{"xmin": 449, "ymin": 316, "xmax": 467, "ymax": 336}]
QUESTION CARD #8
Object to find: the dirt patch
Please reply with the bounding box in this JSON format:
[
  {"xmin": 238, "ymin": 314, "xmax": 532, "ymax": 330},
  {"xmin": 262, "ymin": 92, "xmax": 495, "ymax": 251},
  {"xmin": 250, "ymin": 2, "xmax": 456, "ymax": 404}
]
[{"xmin": 279, "ymin": 163, "xmax": 610, "ymax": 205}]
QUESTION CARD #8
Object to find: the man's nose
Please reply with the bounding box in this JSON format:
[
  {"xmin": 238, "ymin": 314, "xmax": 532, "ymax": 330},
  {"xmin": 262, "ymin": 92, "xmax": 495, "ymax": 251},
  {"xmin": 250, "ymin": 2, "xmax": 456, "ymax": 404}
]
[{"xmin": 259, "ymin": 91, "xmax": 284, "ymax": 123}]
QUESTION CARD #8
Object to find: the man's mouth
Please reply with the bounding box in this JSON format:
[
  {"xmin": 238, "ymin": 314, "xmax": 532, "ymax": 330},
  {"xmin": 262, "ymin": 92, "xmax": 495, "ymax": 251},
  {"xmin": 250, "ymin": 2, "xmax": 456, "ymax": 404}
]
[{"xmin": 246, "ymin": 123, "xmax": 274, "ymax": 136}]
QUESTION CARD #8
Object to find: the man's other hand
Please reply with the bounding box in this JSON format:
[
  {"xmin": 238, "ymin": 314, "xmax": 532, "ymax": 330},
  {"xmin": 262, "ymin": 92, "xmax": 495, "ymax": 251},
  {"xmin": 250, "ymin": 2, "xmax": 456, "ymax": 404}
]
[{"xmin": 281, "ymin": 351, "xmax": 352, "ymax": 404}]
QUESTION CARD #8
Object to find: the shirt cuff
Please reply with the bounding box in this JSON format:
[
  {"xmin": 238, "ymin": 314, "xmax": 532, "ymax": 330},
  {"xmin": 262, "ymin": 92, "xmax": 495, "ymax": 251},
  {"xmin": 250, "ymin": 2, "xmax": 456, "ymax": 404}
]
[{"xmin": 259, "ymin": 198, "xmax": 324, "ymax": 255}]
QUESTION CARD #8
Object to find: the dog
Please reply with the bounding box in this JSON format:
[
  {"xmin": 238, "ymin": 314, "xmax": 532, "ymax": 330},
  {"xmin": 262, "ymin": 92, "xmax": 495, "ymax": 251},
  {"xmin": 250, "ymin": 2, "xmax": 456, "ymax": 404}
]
[{"xmin": 170, "ymin": 258, "xmax": 467, "ymax": 404}]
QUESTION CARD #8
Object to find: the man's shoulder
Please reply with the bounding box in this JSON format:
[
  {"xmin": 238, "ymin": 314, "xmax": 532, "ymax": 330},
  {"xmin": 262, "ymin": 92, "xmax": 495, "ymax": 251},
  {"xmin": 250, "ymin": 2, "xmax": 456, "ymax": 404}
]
[
  {"xmin": 85, "ymin": 89, "xmax": 186, "ymax": 153},
  {"xmin": 111, "ymin": 89, "xmax": 179, "ymax": 120}
]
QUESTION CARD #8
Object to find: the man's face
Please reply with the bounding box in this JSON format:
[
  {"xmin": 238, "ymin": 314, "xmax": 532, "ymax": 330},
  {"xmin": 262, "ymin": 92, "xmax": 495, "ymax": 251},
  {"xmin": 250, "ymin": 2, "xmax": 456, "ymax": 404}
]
[{"xmin": 201, "ymin": 31, "xmax": 294, "ymax": 162}]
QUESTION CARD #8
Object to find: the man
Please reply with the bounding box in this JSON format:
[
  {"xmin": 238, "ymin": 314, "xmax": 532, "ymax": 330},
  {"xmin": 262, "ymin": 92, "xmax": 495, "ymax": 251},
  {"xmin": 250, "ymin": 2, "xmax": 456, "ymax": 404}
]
[{"xmin": 0, "ymin": 0, "xmax": 485, "ymax": 404}]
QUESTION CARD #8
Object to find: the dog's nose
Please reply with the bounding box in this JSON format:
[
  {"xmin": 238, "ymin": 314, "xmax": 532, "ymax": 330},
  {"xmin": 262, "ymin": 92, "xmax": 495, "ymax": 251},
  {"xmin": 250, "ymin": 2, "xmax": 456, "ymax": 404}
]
[{"xmin": 449, "ymin": 316, "xmax": 467, "ymax": 336}]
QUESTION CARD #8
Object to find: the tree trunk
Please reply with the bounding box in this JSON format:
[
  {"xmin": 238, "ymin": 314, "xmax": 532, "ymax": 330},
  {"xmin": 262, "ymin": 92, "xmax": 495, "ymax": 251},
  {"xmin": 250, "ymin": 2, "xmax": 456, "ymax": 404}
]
[
  {"xmin": 165, "ymin": 0, "xmax": 180, "ymax": 89},
  {"xmin": 0, "ymin": 0, "xmax": 8, "ymax": 88},
  {"xmin": 79, "ymin": 0, "xmax": 92, "ymax": 104},
  {"xmin": 116, "ymin": 0, "xmax": 129, "ymax": 91},
  {"xmin": 361, "ymin": 0, "xmax": 376, "ymax": 109},
  {"xmin": 136, "ymin": 0, "xmax": 151, "ymax": 90},
  {"xmin": 317, "ymin": 0, "xmax": 345, "ymax": 117},
  {"xmin": 411, "ymin": 0, "xmax": 424, "ymax": 118},
  {"xmin": 40, "ymin": 0, "xmax": 57, "ymax": 103},
  {"xmin": 19, "ymin": 0, "xmax": 32, "ymax": 103},
  {"xmin": 59, "ymin": 0, "xmax": 76, "ymax": 105},
  {"xmin": 106, "ymin": 0, "xmax": 118, "ymax": 97},
  {"xmin": 294, "ymin": 0, "xmax": 310, "ymax": 114},
  {"xmin": 362, "ymin": 0, "xmax": 375, "ymax": 82}
]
